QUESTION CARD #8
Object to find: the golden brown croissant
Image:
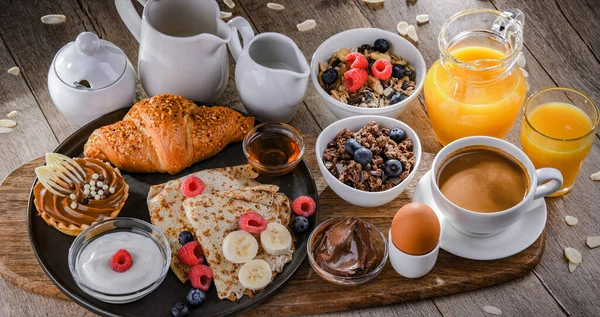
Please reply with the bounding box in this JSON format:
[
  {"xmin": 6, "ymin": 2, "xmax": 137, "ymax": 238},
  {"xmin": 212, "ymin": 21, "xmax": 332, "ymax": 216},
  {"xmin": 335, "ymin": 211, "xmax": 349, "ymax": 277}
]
[{"xmin": 83, "ymin": 94, "xmax": 254, "ymax": 174}]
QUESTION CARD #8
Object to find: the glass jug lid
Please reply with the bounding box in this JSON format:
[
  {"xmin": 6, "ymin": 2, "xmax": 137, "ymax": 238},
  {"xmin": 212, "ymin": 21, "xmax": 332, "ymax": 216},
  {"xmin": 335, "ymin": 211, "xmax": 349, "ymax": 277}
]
[{"xmin": 53, "ymin": 32, "xmax": 127, "ymax": 90}]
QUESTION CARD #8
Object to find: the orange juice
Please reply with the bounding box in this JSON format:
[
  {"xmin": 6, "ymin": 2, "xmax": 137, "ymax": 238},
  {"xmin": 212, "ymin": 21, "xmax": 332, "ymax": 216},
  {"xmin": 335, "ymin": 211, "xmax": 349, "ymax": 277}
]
[
  {"xmin": 521, "ymin": 102, "xmax": 594, "ymax": 193},
  {"xmin": 424, "ymin": 46, "xmax": 527, "ymax": 145}
]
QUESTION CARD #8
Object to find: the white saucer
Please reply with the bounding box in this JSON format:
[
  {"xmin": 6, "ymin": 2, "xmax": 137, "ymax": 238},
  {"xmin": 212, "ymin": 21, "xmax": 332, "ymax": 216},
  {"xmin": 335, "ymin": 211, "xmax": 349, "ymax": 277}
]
[{"xmin": 413, "ymin": 170, "xmax": 547, "ymax": 260}]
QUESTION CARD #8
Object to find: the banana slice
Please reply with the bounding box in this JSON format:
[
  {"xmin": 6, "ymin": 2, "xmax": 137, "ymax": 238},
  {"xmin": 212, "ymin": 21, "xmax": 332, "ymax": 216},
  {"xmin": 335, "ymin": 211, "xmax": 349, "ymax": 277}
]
[
  {"xmin": 222, "ymin": 230, "xmax": 258, "ymax": 263},
  {"xmin": 238, "ymin": 259, "xmax": 272, "ymax": 290},
  {"xmin": 260, "ymin": 222, "xmax": 292, "ymax": 256}
]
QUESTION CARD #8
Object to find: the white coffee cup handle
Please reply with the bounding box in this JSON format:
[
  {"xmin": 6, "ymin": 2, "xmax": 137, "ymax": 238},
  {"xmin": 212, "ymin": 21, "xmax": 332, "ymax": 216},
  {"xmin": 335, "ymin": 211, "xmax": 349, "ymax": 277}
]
[
  {"xmin": 534, "ymin": 168, "xmax": 563, "ymax": 200},
  {"xmin": 115, "ymin": 0, "xmax": 147, "ymax": 42},
  {"xmin": 227, "ymin": 17, "xmax": 255, "ymax": 62}
]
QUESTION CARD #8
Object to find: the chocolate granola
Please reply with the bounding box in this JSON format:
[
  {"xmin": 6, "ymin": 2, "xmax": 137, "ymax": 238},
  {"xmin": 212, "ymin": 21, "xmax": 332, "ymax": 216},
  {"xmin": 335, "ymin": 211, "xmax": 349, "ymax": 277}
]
[
  {"xmin": 317, "ymin": 39, "xmax": 417, "ymax": 108},
  {"xmin": 322, "ymin": 121, "xmax": 416, "ymax": 192}
]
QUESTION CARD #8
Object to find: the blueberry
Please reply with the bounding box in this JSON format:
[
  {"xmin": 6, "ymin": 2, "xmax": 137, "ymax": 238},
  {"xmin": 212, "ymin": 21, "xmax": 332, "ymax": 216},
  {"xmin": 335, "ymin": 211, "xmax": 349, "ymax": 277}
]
[
  {"xmin": 384, "ymin": 159, "xmax": 403, "ymax": 177},
  {"xmin": 389, "ymin": 92, "xmax": 406, "ymax": 104},
  {"xmin": 358, "ymin": 44, "xmax": 373, "ymax": 53},
  {"xmin": 178, "ymin": 231, "xmax": 194, "ymax": 245},
  {"xmin": 392, "ymin": 65, "xmax": 407, "ymax": 78},
  {"xmin": 373, "ymin": 38, "xmax": 390, "ymax": 53},
  {"xmin": 186, "ymin": 288, "xmax": 206, "ymax": 307},
  {"xmin": 321, "ymin": 68, "xmax": 338, "ymax": 85},
  {"xmin": 354, "ymin": 147, "xmax": 373, "ymax": 165},
  {"xmin": 345, "ymin": 138, "xmax": 361, "ymax": 155},
  {"xmin": 293, "ymin": 216, "xmax": 310, "ymax": 233},
  {"xmin": 171, "ymin": 302, "xmax": 189, "ymax": 317},
  {"xmin": 390, "ymin": 128, "xmax": 406, "ymax": 143}
]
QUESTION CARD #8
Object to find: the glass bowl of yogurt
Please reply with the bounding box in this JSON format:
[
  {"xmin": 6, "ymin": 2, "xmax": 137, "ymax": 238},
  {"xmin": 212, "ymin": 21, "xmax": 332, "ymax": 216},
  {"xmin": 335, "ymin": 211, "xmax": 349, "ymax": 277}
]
[{"xmin": 68, "ymin": 217, "xmax": 171, "ymax": 304}]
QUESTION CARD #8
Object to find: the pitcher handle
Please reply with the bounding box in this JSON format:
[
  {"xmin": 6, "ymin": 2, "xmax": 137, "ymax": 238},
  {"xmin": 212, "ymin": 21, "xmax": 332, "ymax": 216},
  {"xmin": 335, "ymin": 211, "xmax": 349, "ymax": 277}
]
[
  {"xmin": 533, "ymin": 168, "xmax": 563, "ymax": 200},
  {"xmin": 227, "ymin": 17, "xmax": 255, "ymax": 61},
  {"xmin": 115, "ymin": 0, "xmax": 147, "ymax": 42}
]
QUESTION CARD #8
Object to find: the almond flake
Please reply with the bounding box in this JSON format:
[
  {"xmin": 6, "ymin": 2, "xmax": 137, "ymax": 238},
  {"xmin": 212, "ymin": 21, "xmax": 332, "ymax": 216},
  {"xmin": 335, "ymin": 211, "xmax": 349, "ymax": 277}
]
[
  {"xmin": 565, "ymin": 215, "xmax": 578, "ymax": 226},
  {"xmin": 41, "ymin": 14, "xmax": 66, "ymax": 24},
  {"xmin": 564, "ymin": 247, "xmax": 582, "ymax": 264},
  {"xmin": 0, "ymin": 119, "xmax": 17, "ymax": 128},
  {"xmin": 0, "ymin": 127, "xmax": 14, "ymax": 134},
  {"xmin": 7, "ymin": 67, "xmax": 20, "ymax": 76},
  {"xmin": 517, "ymin": 52, "xmax": 526, "ymax": 68},
  {"xmin": 267, "ymin": 3, "xmax": 285, "ymax": 11},
  {"xmin": 220, "ymin": 11, "xmax": 233, "ymax": 20},
  {"xmin": 591, "ymin": 171, "xmax": 600, "ymax": 181},
  {"xmin": 587, "ymin": 236, "xmax": 600, "ymax": 248},
  {"xmin": 7, "ymin": 111, "xmax": 18, "ymax": 118},
  {"xmin": 223, "ymin": 0, "xmax": 235, "ymax": 9},
  {"xmin": 569, "ymin": 262, "xmax": 578, "ymax": 273},
  {"xmin": 416, "ymin": 14, "xmax": 429, "ymax": 24},
  {"xmin": 297, "ymin": 19, "xmax": 316, "ymax": 32},
  {"xmin": 407, "ymin": 25, "xmax": 418, "ymax": 42},
  {"xmin": 483, "ymin": 305, "xmax": 502, "ymax": 315},
  {"xmin": 397, "ymin": 21, "xmax": 409, "ymax": 36}
]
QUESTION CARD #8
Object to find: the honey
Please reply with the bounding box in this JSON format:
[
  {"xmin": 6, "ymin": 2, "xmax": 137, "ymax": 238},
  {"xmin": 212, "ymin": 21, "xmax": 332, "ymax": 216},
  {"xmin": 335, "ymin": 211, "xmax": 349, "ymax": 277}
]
[{"xmin": 247, "ymin": 132, "xmax": 301, "ymax": 166}]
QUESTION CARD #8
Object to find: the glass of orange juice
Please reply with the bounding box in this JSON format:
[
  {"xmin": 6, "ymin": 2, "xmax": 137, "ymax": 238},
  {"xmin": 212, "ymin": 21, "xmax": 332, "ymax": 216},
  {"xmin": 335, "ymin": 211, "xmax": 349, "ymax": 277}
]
[
  {"xmin": 520, "ymin": 87, "xmax": 599, "ymax": 197},
  {"xmin": 424, "ymin": 9, "xmax": 527, "ymax": 146}
]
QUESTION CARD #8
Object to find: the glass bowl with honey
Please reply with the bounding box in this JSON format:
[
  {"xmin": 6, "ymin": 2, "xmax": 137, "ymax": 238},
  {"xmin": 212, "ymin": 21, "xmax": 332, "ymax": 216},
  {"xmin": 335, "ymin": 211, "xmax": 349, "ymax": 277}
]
[{"xmin": 243, "ymin": 122, "xmax": 304, "ymax": 176}]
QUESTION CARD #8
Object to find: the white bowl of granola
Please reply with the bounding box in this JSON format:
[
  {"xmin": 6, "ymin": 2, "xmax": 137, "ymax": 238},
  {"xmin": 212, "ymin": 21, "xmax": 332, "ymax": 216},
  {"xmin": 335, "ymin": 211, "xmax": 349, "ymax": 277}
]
[
  {"xmin": 316, "ymin": 115, "xmax": 421, "ymax": 207},
  {"xmin": 311, "ymin": 28, "xmax": 426, "ymax": 119}
]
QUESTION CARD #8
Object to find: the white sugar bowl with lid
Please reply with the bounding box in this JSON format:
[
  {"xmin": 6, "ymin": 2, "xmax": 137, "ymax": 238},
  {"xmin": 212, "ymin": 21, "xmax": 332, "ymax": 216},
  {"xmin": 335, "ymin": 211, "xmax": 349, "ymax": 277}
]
[{"xmin": 48, "ymin": 32, "xmax": 136, "ymax": 126}]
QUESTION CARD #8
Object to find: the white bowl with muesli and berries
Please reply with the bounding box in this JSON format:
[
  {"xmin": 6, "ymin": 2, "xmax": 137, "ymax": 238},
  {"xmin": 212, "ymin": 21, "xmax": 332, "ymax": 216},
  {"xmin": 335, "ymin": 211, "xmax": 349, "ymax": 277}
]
[
  {"xmin": 316, "ymin": 116, "xmax": 421, "ymax": 207},
  {"xmin": 311, "ymin": 28, "xmax": 426, "ymax": 119}
]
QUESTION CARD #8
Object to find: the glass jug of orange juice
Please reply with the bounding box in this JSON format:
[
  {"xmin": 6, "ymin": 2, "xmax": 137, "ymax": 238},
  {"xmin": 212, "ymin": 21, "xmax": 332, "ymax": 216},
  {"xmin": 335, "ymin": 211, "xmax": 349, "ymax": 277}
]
[{"xmin": 424, "ymin": 9, "xmax": 527, "ymax": 146}]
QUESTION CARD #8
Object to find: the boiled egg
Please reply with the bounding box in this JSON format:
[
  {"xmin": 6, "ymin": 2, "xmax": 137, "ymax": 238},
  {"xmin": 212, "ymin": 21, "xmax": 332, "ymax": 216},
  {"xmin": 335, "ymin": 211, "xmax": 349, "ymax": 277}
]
[{"xmin": 391, "ymin": 202, "xmax": 440, "ymax": 255}]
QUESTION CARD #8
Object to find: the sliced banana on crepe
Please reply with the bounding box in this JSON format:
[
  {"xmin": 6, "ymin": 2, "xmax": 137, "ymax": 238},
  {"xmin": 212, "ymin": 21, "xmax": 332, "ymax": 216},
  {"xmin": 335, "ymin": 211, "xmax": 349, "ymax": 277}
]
[
  {"xmin": 238, "ymin": 259, "xmax": 272, "ymax": 290},
  {"xmin": 222, "ymin": 230, "xmax": 258, "ymax": 263},
  {"xmin": 260, "ymin": 222, "xmax": 292, "ymax": 256}
]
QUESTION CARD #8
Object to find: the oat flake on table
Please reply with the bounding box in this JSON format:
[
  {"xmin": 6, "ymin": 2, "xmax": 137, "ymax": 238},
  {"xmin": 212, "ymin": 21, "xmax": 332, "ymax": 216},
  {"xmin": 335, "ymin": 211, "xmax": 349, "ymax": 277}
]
[
  {"xmin": 297, "ymin": 19, "xmax": 316, "ymax": 32},
  {"xmin": 41, "ymin": 14, "xmax": 66, "ymax": 24},
  {"xmin": 267, "ymin": 2, "xmax": 285, "ymax": 11},
  {"xmin": 223, "ymin": 0, "xmax": 235, "ymax": 9},
  {"xmin": 7, "ymin": 67, "xmax": 20, "ymax": 76},
  {"xmin": 483, "ymin": 305, "xmax": 502, "ymax": 315},
  {"xmin": 220, "ymin": 11, "xmax": 233, "ymax": 20}
]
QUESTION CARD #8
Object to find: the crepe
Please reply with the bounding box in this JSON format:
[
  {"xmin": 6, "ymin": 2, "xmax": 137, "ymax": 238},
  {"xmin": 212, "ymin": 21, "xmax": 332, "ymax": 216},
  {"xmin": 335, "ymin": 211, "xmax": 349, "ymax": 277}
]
[
  {"xmin": 147, "ymin": 164, "xmax": 260, "ymax": 282},
  {"xmin": 183, "ymin": 186, "xmax": 293, "ymax": 301}
]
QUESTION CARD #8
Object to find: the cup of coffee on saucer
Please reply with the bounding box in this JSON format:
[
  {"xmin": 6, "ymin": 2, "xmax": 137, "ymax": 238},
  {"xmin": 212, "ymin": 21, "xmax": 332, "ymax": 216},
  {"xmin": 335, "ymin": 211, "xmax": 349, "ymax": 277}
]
[{"xmin": 429, "ymin": 136, "xmax": 563, "ymax": 237}]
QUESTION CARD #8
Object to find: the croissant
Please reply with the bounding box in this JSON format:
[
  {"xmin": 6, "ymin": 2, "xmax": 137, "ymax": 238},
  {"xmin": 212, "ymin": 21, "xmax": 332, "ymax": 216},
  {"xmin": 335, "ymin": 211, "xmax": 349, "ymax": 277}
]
[{"xmin": 83, "ymin": 94, "xmax": 254, "ymax": 174}]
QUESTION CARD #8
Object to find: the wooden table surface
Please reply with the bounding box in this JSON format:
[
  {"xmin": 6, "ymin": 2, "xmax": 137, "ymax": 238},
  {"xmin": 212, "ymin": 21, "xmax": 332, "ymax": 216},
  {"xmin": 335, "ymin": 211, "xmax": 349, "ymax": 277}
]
[{"xmin": 1, "ymin": 0, "xmax": 599, "ymax": 316}]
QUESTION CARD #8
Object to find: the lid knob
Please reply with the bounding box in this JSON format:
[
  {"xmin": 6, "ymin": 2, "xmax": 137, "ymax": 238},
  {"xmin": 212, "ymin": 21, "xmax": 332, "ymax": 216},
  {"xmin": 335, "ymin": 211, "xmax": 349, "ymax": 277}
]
[{"xmin": 76, "ymin": 32, "xmax": 100, "ymax": 56}]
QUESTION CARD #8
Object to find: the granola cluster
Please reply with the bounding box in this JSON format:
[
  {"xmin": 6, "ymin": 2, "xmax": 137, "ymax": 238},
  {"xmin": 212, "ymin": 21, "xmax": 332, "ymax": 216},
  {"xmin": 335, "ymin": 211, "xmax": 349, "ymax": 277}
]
[
  {"xmin": 317, "ymin": 41, "xmax": 417, "ymax": 108},
  {"xmin": 322, "ymin": 121, "xmax": 416, "ymax": 192}
]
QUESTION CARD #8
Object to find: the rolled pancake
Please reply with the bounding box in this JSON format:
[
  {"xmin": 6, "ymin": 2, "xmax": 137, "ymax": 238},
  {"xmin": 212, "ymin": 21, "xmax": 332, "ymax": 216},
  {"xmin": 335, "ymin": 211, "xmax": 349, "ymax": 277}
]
[
  {"xmin": 148, "ymin": 165, "xmax": 260, "ymax": 283},
  {"xmin": 183, "ymin": 187, "xmax": 293, "ymax": 301}
]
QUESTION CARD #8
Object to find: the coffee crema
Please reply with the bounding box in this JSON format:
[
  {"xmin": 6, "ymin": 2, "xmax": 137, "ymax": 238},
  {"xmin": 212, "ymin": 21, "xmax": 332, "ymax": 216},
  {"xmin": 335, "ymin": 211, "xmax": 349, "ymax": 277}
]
[{"xmin": 436, "ymin": 146, "xmax": 530, "ymax": 213}]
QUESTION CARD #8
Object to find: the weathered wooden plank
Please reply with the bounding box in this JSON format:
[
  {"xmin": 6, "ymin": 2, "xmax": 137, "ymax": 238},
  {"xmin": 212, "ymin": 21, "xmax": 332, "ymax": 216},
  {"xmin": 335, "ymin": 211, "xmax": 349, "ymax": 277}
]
[
  {"xmin": 238, "ymin": 0, "xmax": 442, "ymax": 153},
  {"xmin": 553, "ymin": 0, "xmax": 600, "ymax": 62},
  {"xmin": 0, "ymin": 36, "xmax": 58, "ymax": 180}
]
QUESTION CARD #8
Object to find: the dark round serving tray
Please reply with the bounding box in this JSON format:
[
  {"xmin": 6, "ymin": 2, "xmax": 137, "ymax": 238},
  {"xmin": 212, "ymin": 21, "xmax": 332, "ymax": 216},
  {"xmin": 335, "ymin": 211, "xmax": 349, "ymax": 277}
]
[{"xmin": 26, "ymin": 105, "xmax": 319, "ymax": 317}]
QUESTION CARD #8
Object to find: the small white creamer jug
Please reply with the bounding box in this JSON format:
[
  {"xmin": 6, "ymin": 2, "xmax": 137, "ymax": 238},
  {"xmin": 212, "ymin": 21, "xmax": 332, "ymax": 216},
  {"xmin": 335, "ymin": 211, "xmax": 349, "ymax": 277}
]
[{"xmin": 228, "ymin": 18, "xmax": 310, "ymax": 123}]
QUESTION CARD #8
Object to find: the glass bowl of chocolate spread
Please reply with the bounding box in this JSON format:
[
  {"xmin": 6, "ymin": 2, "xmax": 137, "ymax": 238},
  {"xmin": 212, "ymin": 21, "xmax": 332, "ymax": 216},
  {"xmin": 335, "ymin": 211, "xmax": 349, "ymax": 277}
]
[{"xmin": 307, "ymin": 216, "xmax": 388, "ymax": 285}]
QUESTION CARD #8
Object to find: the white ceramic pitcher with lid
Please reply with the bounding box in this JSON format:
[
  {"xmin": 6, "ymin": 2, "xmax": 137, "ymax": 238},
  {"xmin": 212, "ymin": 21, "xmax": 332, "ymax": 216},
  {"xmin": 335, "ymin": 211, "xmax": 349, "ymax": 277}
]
[{"xmin": 115, "ymin": 0, "xmax": 252, "ymax": 102}]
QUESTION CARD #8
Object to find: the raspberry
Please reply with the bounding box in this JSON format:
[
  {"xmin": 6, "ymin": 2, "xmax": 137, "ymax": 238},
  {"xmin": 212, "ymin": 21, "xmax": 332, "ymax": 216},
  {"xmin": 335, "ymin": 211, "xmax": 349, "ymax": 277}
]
[
  {"xmin": 109, "ymin": 249, "xmax": 133, "ymax": 273},
  {"xmin": 181, "ymin": 175, "xmax": 205, "ymax": 198},
  {"xmin": 292, "ymin": 196, "xmax": 317, "ymax": 218},
  {"xmin": 189, "ymin": 264, "xmax": 213, "ymax": 292},
  {"xmin": 178, "ymin": 241, "xmax": 204, "ymax": 267},
  {"xmin": 239, "ymin": 211, "xmax": 268, "ymax": 233},
  {"xmin": 345, "ymin": 52, "xmax": 368, "ymax": 69},
  {"xmin": 371, "ymin": 59, "xmax": 392, "ymax": 81},
  {"xmin": 343, "ymin": 68, "xmax": 368, "ymax": 93}
]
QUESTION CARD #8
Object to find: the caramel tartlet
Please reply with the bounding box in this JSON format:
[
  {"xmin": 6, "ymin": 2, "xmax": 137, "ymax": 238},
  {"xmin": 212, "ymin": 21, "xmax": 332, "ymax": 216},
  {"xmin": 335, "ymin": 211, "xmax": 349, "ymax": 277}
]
[{"xmin": 33, "ymin": 157, "xmax": 129, "ymax": 236}]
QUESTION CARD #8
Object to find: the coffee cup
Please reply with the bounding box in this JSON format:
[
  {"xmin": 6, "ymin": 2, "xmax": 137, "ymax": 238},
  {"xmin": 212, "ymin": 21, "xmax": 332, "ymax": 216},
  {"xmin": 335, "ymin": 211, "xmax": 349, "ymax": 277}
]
[{"xmin": 430, "ymin": 136, "xmax": 563, "ymax": 236}]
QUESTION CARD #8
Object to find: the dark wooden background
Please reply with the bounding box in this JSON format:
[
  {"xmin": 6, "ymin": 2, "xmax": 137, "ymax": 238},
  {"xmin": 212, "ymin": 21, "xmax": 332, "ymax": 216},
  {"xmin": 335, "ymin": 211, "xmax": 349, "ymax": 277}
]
[{"xmin": 1, "ymin": 0, "xmax": 599, "ymax": 316}]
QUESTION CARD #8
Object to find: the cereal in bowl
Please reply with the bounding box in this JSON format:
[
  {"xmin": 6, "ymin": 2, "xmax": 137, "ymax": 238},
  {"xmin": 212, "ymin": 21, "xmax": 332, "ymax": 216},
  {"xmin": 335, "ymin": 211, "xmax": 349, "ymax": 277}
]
[
  {"xmin": 317, "ymin": 39, "xmax": 417, "ymax": 108},
  {"xmin": 322, "ymin": 121, "xmax": 416, "ymax": 192}
]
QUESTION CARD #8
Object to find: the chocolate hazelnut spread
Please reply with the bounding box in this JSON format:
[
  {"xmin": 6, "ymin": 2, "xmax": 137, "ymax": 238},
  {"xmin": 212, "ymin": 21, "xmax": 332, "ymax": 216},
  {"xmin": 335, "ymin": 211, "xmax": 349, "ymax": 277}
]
[
  {"xmin": 33, "ymin": 157, "xmax": 128, "ymax": 227},
  {"xmin": 311, "ymin": 217, "xmax": 385, "ymax": 277}
]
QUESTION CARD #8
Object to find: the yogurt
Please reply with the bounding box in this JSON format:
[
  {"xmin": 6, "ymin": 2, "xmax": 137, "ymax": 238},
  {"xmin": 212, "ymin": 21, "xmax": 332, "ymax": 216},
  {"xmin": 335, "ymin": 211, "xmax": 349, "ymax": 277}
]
[{"xmin": 76, "ymin": 231, "xmax": 164, "ymax": 294}]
